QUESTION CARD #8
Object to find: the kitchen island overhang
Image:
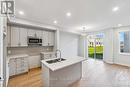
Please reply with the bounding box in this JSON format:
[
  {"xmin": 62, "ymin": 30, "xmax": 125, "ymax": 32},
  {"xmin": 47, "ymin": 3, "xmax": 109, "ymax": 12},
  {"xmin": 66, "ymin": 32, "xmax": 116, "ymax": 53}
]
[{"xmin": 41, "ymin": 57, "xmax": 86, "ymax": 87}]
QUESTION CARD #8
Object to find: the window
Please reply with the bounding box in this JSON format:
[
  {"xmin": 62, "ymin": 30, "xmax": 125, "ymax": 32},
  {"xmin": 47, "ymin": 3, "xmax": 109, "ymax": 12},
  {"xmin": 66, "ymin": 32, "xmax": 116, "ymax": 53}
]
[{"xmin": 119, "ymin": 31, "xmax": 130, "ymax": 53}]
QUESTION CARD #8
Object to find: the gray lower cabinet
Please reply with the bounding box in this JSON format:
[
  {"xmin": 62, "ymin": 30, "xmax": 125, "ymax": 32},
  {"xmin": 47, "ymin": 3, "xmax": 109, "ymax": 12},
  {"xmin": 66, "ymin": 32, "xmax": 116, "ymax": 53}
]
[
  {"xmin": 9, "ymin": 59, "xmax": 16, "ymax": 76},
  {"xmin": 9, "ymin": 57, "xmax": 29, "ymax": 76},
  {"xmin": 28, "ymin": 55, "xmax": 40, "ymax": 69}
]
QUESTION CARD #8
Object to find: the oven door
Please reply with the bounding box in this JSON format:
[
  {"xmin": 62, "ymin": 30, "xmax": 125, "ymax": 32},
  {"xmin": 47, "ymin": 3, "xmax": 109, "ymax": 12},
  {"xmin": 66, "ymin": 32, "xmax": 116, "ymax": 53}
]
[
  {"xmin": 28, "ymin": 37, "xmax": 42, "ymax": 46},
  {"xmin": 28, "ymin": 38, "xmax": 39, "ymax": 44}
]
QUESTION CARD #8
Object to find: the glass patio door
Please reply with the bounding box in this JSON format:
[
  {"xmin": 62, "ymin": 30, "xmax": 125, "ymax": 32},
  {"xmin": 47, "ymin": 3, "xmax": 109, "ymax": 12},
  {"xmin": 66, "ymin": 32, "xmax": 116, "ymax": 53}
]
[{"xmin": 88, "ymin": 33, "xmax": 104, "ymax": 59}]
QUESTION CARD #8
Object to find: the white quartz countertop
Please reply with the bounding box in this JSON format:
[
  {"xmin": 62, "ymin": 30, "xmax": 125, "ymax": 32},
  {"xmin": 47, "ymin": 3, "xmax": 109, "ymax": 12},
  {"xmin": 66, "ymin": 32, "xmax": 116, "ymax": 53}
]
[
  {"xmin": 7, "ymin": 54, "xmax": 29, "ymax": 59},
  {"xmin": 41, "ymin": 56, "xmax": 87, "ymax": 71},
  {"xmin": 7, "ymin": 54, "xmax": 29, "ymax": 63}
]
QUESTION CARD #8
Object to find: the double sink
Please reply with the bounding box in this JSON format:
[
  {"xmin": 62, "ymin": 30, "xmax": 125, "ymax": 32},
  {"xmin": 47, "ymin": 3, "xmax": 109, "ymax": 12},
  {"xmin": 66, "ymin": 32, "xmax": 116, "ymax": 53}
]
[
  {"xmin": 46, "ymin": 49, "xmax": 66, "ymax": 64},
  {"xmin": 46, "ymin": 58, "xmax": 66, "ymax": 64}
]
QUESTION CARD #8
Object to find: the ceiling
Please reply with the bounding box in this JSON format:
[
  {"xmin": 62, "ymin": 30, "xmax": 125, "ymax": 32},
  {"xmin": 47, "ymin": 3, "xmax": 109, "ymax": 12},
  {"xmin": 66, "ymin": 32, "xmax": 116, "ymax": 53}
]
[{"xmin": 15, "ymin": 0, "xmax": 130, "ymax": 33}]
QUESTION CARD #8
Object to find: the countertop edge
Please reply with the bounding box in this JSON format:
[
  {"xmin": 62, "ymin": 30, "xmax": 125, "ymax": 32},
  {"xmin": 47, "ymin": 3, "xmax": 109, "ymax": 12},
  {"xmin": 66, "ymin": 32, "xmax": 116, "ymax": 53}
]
[{"xmin": 41, "ymin": 57, "xmax": 87, "ymax": 71}]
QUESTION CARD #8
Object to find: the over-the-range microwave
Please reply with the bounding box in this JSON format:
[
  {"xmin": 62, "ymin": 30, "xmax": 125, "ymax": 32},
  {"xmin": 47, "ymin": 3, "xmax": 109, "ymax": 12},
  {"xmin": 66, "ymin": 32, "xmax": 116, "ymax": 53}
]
[{"xmin": 27, "ymin": 37, "xmax": 42, "ymax": 46}]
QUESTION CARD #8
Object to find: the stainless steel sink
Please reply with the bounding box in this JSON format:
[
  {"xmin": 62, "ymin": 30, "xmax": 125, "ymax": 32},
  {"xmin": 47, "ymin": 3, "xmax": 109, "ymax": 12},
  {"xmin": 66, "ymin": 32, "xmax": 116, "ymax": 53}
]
[{"xmin": 46, "ymin": 58, "xmax": 66, "ymax": 64}]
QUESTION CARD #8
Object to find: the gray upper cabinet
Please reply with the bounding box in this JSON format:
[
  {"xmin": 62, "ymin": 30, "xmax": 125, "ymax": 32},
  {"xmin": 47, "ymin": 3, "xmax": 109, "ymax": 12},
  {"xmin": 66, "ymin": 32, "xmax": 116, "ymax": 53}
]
[
  {"xmin": 7, "ymin": 25, "xmax": 11, "ymax": 47},
  {"xmin": 19, "ymin": 28, "xmax": 28, "ymax": 46},
  {"xmin": 48, "ymin": 31, "xmax": 55, "ymax": 46},
  {"xmin": 11, "ymin": 26, "xmax": 20, "ymax": 47},
  {"xmin": 42, "ymin": 31, "xmax": 49, "ymax": 46},
  {"xmin": 28, "ymin": 29, "xmax": 42, "ymax": 38},
  {"xmin": 42, "ymin": 31, "xmax": 55, "ymax": 46},
  {"xmin": 27, "ymin": 29, "xmax": 36, "ymax": 37},
  {"xmin": 10, "ymin": 26, "xmax": 28, "ymax": 47},
  {"xmin": 8, "ymin": 25, "xmax": 55, "ymax": 47},
  {"xmin": 36, "ymin": 30, "xmax": 42, "ymax": 38}
]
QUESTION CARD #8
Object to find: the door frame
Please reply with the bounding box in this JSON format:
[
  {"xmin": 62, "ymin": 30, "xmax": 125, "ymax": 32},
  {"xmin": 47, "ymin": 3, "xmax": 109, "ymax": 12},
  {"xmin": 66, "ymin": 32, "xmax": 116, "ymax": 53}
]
[
  {"xmin": 87, "ymin": 32, "xmax": 104, "ymax": 60},
  {"xmin": 0, "ymin": 17, "xmax": 7, "ymax": 87}
]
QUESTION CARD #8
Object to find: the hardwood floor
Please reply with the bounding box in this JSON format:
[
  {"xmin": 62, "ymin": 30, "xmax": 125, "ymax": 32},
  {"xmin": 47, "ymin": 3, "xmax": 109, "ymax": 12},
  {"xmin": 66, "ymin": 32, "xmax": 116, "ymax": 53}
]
[
  {"xmin": 8, "ymin": 59, "xmax": 130, "ymax": 87},
  {"xmin": 8, "ymin": 68, "xmax": 42, "ymax": 87}
]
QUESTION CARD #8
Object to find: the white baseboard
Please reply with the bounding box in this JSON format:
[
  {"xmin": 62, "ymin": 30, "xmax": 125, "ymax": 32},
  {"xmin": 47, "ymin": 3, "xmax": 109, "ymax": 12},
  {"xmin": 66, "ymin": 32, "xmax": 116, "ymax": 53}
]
[{"xmin": 113, "ymin": 62, "xmax": 130, "ymax": 67}]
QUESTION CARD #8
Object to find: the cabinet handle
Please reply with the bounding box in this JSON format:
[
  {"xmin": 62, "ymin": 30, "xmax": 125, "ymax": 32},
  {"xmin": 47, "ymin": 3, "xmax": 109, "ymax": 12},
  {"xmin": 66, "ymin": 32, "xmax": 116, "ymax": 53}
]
[{"xmin": 18, "ymin": 43, "xmax": 21, "ymax": 46}]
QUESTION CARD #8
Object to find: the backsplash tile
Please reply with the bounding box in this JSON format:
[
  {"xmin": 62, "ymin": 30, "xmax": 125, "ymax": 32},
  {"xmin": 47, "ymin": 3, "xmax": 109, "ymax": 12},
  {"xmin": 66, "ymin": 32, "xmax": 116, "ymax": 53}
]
[{"xmin": 7, "ymin": 46, "xmax": 54, "ymax": 56}]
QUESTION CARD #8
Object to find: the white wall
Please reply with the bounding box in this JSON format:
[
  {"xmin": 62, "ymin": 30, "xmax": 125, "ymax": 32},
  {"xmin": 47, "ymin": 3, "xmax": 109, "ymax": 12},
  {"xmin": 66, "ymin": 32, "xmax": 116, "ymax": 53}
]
[
  {"xmin": 59, "ymin": 31, "xmax": 79, "ymax": 58},
  {"xmin": 78, "ymin": 26, "xmax": 130, "ymax": 67},
  {"xmin": 113, "ymin": 27, "xmax": 130, "ymax": 66},
  {"xmin": 102, "ymin": 26, "xmax": 130, "ymax": 66},
  {"xmin": 78, "ymin": 36, "xmax": 87, "ymax": 58},
  {"xmin": 103, "ymin": 29, "xmax": 114, "ymax": 63},
  {"xmin": 78, "ymin": 36, "xmax": 84, "ymax": 57}
]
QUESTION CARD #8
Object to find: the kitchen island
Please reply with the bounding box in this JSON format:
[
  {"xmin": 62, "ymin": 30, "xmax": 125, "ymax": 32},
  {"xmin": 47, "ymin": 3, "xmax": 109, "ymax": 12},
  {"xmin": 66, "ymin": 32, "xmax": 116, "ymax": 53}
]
[{"xmin": 41, "ymin": 56, "xmax": 86, "ymax": 87}]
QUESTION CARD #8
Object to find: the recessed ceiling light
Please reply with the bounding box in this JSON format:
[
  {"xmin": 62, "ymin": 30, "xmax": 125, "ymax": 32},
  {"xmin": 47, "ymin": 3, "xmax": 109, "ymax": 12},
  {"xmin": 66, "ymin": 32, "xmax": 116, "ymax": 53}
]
[
  {"xmin": 18, "ymin": 11, "xmax": 24, "ymax": 15},
  {"xmin": 82, "ymin": 26, "xmax": 88, "ymax": 32},
  {"xmin": 118, "ymin": 24, "xmax": 122, "ymax": 27},
  {"xmin": 82, "ymin": 26, "xmax": 87, "ymax": 30},
  {"xmin": 53, "ymin": 20, "xmax": 58, "ymax": 24},
  {"xmin": 66, "ymin": 12, "xmax": 71, "ymax": 17},
  {"xmin": 112, "ymin": 6, "xmax": 119, "ymax": 12},
  {"xmin": 82, "ymin": 25, "xmax": 92, "ymax": 30}
]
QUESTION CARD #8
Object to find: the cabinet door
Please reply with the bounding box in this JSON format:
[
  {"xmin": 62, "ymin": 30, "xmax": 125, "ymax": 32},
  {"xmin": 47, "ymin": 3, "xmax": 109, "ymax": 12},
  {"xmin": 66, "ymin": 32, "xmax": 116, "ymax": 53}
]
[
  {"xmin": 27, "ymin": 29, "xmax": 36, "ymax": 37},
  {"xmin": 19, "ymin": 28, "xmax": 28, "ymax": 46},
  {"xmin": 48, "ymin": 31, "xmax": 55, "ymax": 46},
  {"xmin": 28, "ymin": 55, "xmax": 40, "ymax": 69},
  {"xmin": 16, "ymin": 58, "xmax": 21, "ymax": 68},
  {"xmin": 7, "ymin": 25, "xmax": 11, "ymax": 47},
  {"xmin": 9, "ymin": 59, "xmax": 16, "ymax": 76},
  {"xmin": 16, "ymin": 58, "xmax": 22, "ymax": 75},
  {"xmin": 21, "ymin": 58, "xmax": 28, "ymax": 73},
  {"xmin": 36, "ymin": 30, "xmax": 42, "ymax": 38},
  {"xmin": 42, "ymin": 31, "xmax": 49, "ymax": 46},
  {"xmin": 16, "ymin": 57, "xmax": 28, "ymax": 74},
  {"xmin": 11, "ymin": 26, "xmax": 20, "ymax": 47}
]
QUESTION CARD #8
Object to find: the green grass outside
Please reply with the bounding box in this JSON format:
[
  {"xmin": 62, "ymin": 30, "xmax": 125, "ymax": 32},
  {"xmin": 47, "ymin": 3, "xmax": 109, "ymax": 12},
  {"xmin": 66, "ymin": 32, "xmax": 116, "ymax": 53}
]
[{"xmin": 88, "ymin": 46, "xmax": 103, "ymax": 59}]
